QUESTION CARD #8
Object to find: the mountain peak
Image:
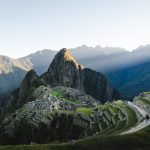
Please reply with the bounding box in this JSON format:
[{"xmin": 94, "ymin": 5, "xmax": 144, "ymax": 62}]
[
  {"xmin": 48, "ymin": 48, "xmax": 79, "ymax": 73},
  {"xmin": 42, "ymin": 48, "xmax": 120, "ymax": 101},
  {"xmin": 57, "ymin": 48, "xmax": 78, "ymax": 67}
]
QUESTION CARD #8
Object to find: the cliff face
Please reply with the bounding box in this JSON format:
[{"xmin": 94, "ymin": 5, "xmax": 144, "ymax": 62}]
[
  {"xmin": 17, "ymin": 70, "xmax": 42, "ymax": 103},
  {"xmin": 81, "ymin": 68, "xmax": 119, "ymax": 102},
  {"xmin": 42, "ymin": 48, "xmax": 120, "ymax": 102},
  {"xmin": 3, "ymin": 70, "xmax": 44, "ymax": 113},
  {"xmin": 42, "ymin": 48, "xmax": 84, "ymax": 89}
]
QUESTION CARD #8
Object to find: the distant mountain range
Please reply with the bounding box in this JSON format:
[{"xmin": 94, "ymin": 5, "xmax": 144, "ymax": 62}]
[
  {"xmin": 0, "ymin": 50, "xmax": 56, "ymax": 98},
  {"xmin": 21, "ymin": 49, "xmax": 57, "ymax": 75},
  {"xmin": 0, "ymin": 55, "xmax": 32, "ymax": 98},
  {"xmin": 0, "ymin": 45, "xmax": 150, "ymax": 100},
  {"xmin": 72, "ymin": 45, "xmax": 150, "ymax": 100}
]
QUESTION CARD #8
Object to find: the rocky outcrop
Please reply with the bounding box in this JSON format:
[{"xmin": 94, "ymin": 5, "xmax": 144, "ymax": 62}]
[
  {"xmin": 81, "ymin": 68, "xmax": 120, "ymax": 102},
  {"xmin": 18, "ymin": 70, "xmax": 43, "ymax": 101},
  {"xmin": 42, "ymin": 48, "xmax": 84, "ymax": 89},
  {"xmin": 42, "ymin": 48, "xmax": 120, "ymax": 102},
  {"xmin": 3, "ymin": 70, "xmax": 44, "ymax": 113}
]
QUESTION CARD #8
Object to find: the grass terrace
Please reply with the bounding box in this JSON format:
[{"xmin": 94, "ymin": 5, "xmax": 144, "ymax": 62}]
[
  {"xmin": 50, "ymin": 89, "xmax": 80, "ymax": 105},
  {"xmin": 76, "ymin": 107, "xmax": 93, "ymax": 115}
]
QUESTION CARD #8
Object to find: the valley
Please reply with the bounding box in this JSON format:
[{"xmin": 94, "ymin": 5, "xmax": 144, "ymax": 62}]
[{"xmin": 0, "ymin": 49, "xmax": 149, "ymax": 150}]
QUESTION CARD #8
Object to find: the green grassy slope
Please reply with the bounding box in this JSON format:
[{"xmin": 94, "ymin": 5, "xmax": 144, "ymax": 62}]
[{"xmin": 0, "ymin": 125, "xmax": 150, "ymax": 150}]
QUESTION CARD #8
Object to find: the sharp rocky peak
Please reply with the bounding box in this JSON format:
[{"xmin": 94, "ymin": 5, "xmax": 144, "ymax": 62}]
[
  {"xmin": 42, "ymin": 48, "xmax": 120, "ymax": 101},
  {"xmin": 59, "ymin": 48, "xmax": 78, "ymax": 64},
  {"xmin": 48, "ymin": 48, "xmax": 82, "ymax": 72}
]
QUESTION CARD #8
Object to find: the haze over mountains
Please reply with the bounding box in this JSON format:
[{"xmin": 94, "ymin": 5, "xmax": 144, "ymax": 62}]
[
  {"xmin": 0, "ymin": 45, "xmax": 150, "ymax": 100},
  {"xmin": 0, "ymin": 56, "xmax": 32, "ymax": 97},
  {"xmin": 21, "ymin": 49, "xmax": 57, "ymax": 75}
]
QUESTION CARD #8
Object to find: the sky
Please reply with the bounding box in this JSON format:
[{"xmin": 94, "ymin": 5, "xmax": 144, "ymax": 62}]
[{"xmin": 0, "ymin": 0, "xmax": 150, "ymax": 58}]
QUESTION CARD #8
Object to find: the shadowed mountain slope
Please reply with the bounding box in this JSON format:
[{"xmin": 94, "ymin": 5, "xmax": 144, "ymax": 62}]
[
  {"xmin": 0, "ymin": 45, "xmax": 150, "ymax": 100},
  {"xmin": 42, "ymin": 48, "xmax": 120, "ymax": 102}
]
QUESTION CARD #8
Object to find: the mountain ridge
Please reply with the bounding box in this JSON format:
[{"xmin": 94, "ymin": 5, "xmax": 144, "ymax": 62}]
[
  {"xmin": 0, "ymin": 45, "xmax": 150, "ymax": 100},
  {"xmin": 42, "ymin": 48, "xmax": 120, "ymax": 102},
  {"xmin": 2, "ymin": 48, "xmax": 119, "ymax": 114}
]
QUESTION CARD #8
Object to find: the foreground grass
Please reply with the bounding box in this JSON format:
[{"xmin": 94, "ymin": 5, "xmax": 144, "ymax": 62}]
[{"xmin": 0, "ymin": 125, "xmax": 150, "ymax": 150}]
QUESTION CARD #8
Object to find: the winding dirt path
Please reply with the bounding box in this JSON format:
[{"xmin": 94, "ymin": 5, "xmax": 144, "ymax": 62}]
[{"xmin": 121, "ymin": 101, "xmax": 150, "ymax": 135}]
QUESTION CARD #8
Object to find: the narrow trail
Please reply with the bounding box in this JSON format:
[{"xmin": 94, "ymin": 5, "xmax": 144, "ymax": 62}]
[{"xmin": 121, "ymin": 101, "xmax": 150, "ymax": 135}]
